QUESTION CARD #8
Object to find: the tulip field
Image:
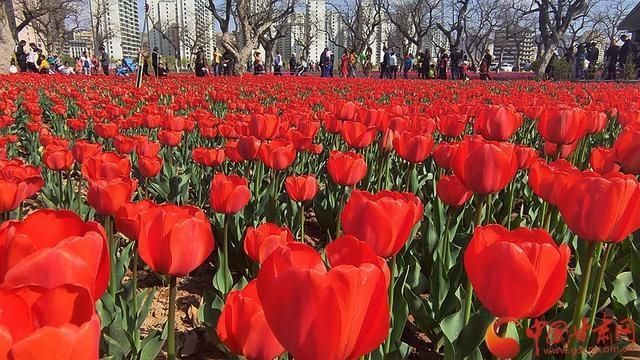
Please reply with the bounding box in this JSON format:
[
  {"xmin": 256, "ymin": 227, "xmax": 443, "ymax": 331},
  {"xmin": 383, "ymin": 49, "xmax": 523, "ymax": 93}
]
[{"xmin": 1, "ymin": 74, "xmax": 640, "ymax": 360}]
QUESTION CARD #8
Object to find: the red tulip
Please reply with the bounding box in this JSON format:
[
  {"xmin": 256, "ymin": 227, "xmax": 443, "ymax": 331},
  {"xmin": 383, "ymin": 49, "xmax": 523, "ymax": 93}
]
[
  {"xmin": 114, "ymin": 135, "xmax": 137, "ymax": 154},
  {"xmin": 589, "ymin": 147, "xmax": 620, "ymax": 174},
  {"xmin": 464, "ymin": 225, "xmax": 570, "ymax": 318},
  {"xmin": 542, "ymin": 140, "xmax": 578, "ymax": 159},
  {"xmin": 432, "ymin": 142, "xmax": 459, "ymax": 170},
  {"xmin": 474, "ymin": 106, "xmax": 523, "ymax": 141},
  {"xmin": 94, "ymin": 122, "xmax": 119, "ymax": 139},
  {"xmin": 158, "ymin": 130, "xmax": 183, "ymax": 147},
  {"xmin": 537, "ymin": 108, "xmax": 587, "ymax": 145},
  {"xmin": 327, "ymin": 150, "xmax": 367, "ymax": 186},
  {"xmin": 0, "ymin": 209, "xmax": 109, "ymax": 299},
  {"xmin": 138, "ymin": 155, "xmax": 163, "ymax": 178},
  {"xmin": 82, "ymin": 152, "xmax": 131, "ymax": 181},
  {"xmin": 192, "ymin": 147, "xmax": 225, "ymax": 167},
  {"xmin": 392, "ymin": 132, "xmax": 434, "ymax": 163},
  {"xmin": 256, "ymin": 238, "xmax": 389, "ymax": 360},
  {"xmin": 87, "ymin": 177, "xmax": 137, "ymax": 215},
  {"xmin": 258, "ymin": 140, "xmax": 297, "ymax": 170},
  {"xmin": 285, "ymin": 175, "xmax": 318, "ymax": 202},
  {"xmin": 528, "ymin": 159, "xmax": 580, "ymax": 205},
  {"xmin": 71, "ymin": 140, "xmax": 102, "ymax": 164},
  {"xmin": 138, "ymin": 204, "xmax": 215, "ymax": 276},
  {"xmin": 244, "ymin": 223, "xmax": 295, "ymax": 264},
  {"xmin": 0, "ymin": 164, "xmax": 44, "ymax": 213},
  {"xmin": 42, "ymin": 145, "xmax": 74, "ymax": 171},
  {"xmin": 0, "ymin": 284, "xmax": 101, "ymax": 359},
  {"xmin": 115, "ymin": 200, "xmax": 155, "ymax": 241},
  {"xmin": 452, "ymin": 136, "xmax": 518, "ymax": 195},
  {"xmin": 210, "ymin": 173, "xmax": 251, "ymax": 214},
  {"xmin": 437, "ymin": 175, "xmax": 473, "ymax": 207},
  {"xmin": 217, "ymin": 280, "xmax": 285, "ymax": 360},
  {"xmin": 584, "ymin": 110, "xmax": 607, "ymax": 134},
  {"xmin": 136, "ymin": 140, "xmax": 161, "ymax": 157},
  {"xmin": 612, "ymin": 126, "xmax": 640, "ymax": 175},
  {"xmin": 225, "ymin": 140, "xmax": 244, "ymax": 163},
  {"xmin": 437, "ymin": 113, "xmax": 467, "ymax": 137},
  {"xmin": 514, "ymin": 145, "xmax": 539, "ymax": 169},
  {"xmin": 617, "ymin": 109, "xmax": 640, "ymax": 126},
  {"xmin": 341, "ymin": 121, "xmax": 377, "ymax": 149},
  {"xmin": 341, "ymin": 190, "xmax": 423, "ymax": 257},
  {"xmin": 334, "ymin": 101, "xmax": 358, "ymax": 121},
  {"xmin": 237, "ymin": 136, "xmax": 261, "ymax": 161},
  {"xmin": 249, "ymin": 114, "xmax": 281, "ymax": 140},
  {"xmin": 557, "ymin": 171, "xmax": 640, "ymax": 243}
]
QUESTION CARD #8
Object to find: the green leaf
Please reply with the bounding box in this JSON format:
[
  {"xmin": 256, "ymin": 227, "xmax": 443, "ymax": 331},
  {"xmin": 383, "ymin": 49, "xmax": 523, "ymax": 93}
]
[
  {"xmin": 212, "ymin": 251, "xmax": 233, "ymax": 295},
  {"xmin": 453, "ymin": 309, "xmax": 494, "ymax": 358},
  {"xmin": 612, "ymin": 271, "xmax": 637, "ymax": 305},
  {"xmin": 138, "ymin": 330, "xmax": 167, "ymax": 360}
]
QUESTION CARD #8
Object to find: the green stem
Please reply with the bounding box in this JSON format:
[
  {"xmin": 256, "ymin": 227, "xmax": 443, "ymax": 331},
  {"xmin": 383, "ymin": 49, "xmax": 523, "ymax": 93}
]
[
  {"xmin": 58, "ymin": 171, "xmax": 64, "ymax": 209},
  {"xmin": 441, "ymin": 210, "xmax": 452, "ymax": 269},
  {"xmin": 132, "ymin": 243, "xmax": 140, "ymax": 348},
  {"xmin": 543, "ymin": 206, "xmax": 554, "ymax": 233},
  {"xmin": 506, "ymin": 183, "xmax": 515, "ymax": 229},
  {"xmin": 222, "ymin": 214, "xmax": 231, "ymax": 293},
  {"xmin": 405, "ymin": 163, "xmax": 414, "ymax": 192},
  {"xmin": 76, "ymin": 177, "xmax": 82, "ymax": 212},
  {"xmin": 463, "ymin": 278, "xmax": 474, "ymax": 325},
  {"xmin": 167, "ymin": 276, "xmax": 177, "ymax": 360},
  {"xmin": 335, "ymin": 187, "xmax": 348, "ymax": 239},
  {"xmin": 567, "ymin": 241, "xmax": 598, "ymax": 359},
  {"xmin": 299, "ymin": 203, "xmax": 305, "ymax": 242},
  {"xmin": 106, "ymin": 216, "xmax": 117, "ymax": 297},
  {"xmin": 585, "ymin": 244, "xmax": 613, "ymax": 347},
  {"xmin": 383, "ymin": 255, "xmax": 397, "ymax": 354}
]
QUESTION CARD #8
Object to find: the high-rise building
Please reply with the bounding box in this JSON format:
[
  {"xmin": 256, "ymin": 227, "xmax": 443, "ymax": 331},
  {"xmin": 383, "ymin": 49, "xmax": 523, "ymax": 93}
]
[
  {"xmin": 90, "ymin": 0, "xmax": 140, "ymax": 59},
  {"xmin": 493, "ymin": 26, "xmax": 536, "ymax": 67},
  {"xmin": 306, "ymin": 0, "xmax": 327, "ymax": 63},
  {"xmin": 275, "ymin": 13, "xmax": 305, "ymax": 64},
  {"xmin": 326, "ymin": 9, "xmax": 345, "ymax": 59},
  {"xmin": 148, "ymin": 0, "xmax": 215, "ymax": 67},
  {"xmin": 64, "ymin": 29, "xmax": 94, "ymax": 58}
]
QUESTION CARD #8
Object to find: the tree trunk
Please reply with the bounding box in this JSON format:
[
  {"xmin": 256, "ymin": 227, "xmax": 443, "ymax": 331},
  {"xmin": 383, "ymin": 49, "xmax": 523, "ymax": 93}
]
[
  {"xmin": 263, "ymin": 42, "xmax": 274, "ymax": 73},
  {"xmin": 535, "ymin": 46, "xmax": 556, "ymax": 80},
  {"xmin": 0, "ymin": 1, "xmax": 16, "ymax": 73}
]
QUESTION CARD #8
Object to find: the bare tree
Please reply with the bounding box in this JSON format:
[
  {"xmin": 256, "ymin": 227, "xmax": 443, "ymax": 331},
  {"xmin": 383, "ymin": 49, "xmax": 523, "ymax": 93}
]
[
  {"xmin": 436, "ymin": 0, "xmax": 471, "ymax": 53},
  {"xmin": 295, "ymin": 14, "xmax": 317, "ymax": 59},
  {"xmin": 380, "ymin": 0, "xmax": 440, "ymax": 52},
  {"xmin": 9, "ymin": 0, "xmax": 80, "ymax": 42},
  {"xmin": 208, "ymin": 0, "xmax": 297, "ymax": 74},
  {"xmin": 327, "ymin": 0, "xmax": 383, "ymax": 54},
  {"xmin": 259, "ymin": 19, "xmax": 289, "ymax": 72},
  {"xmin": 529, "ymin": 0, "xmax": 590, "ymax": 78},
  {"xmin": 590, "ymin": 0, "xmax": 633, "ymax": 41},
  {"xmin": 31, "ymin": 2, "xmax": 83, "ymax": 53},
  {"xmin": 90, "ymin": 0, "xmax": 118, "ymax": 54},
  {"xmin": 462, "ymin": 0, "xmax": 505, "ymax": 66}
]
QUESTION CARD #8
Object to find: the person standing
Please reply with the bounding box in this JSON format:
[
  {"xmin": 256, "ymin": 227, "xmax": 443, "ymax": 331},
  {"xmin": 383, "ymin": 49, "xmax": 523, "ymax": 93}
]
[
  {"xmin": 26, "ymin": 43, "xmax": 39, "ymax": 72},
  {"xmin": 604, "ymin": 40, "xmax": 619, "ymax": 80},
  {"xmin": 99, "ymin": 46, "xmax": 110, "ymax": 75},
  {"xmin": 319, "ymin": 48, "xmax": 330, "ymax": 77},
  {"xmin": 380, "ymin": 48, "xmax": 390, "ymax": 79},
  {"xmin": 586, "ymin": 42, "xmax": 599, "ymax": 79},
  {"xmin": 348, "ymin": 49, "xmax": 357, "ymax": 77},
  {"xmin": 618, "ymin": 34, "xmax": 637, "ymax": 73},
  {"xmin": 575, "ymin": 44, "xmax": 587, "ymax": 80},
  {"xmin": 480, "ymin": 49, "xmax": 492, "ymax": 80},
  {"xmin": 363, "ymin": 47, "xmax": 372, "ymax": 78},
  {"xmin": 151, "ymin": 46, "xmax": 159, "ymax": 77},
  {"xmin": 340, "ymin": 50, "xmax": 349, "ymax": 77},
  {"xmin": 421, "ymin": 50, "xmax": 430, "ymax": 79},
  {"xmin": 389, "ymin": 50, "xmax": 398, "ymax": 79},
  {"xmin": 450, "ymin": 48, "xmax": 461, "ymax": 80},
  {"xmin": 212, "ymin": 47, "xmax": 222, "ymax": 76},
  {"xmin": 194, "ymin": 46, "xmax": 206, "ymax": 77},
  {"xmin": 289, "ymin": 53, "xmax": 297, "ymax": 75},
  {"xmin": 80, "ymin": 51, "xmax": 91, "ymax": 75},
  {"xmin": 403, "ymin": 53, "xmax": 413, "ymax": 79},
  {"xmin": 274, "ymin": 52, "xmax": 283, "ymax": 75},
  {"xmin": 459, "ymin": 54, "xmax": 469, "ymax": 81},
  {"xmin": 14, "ymin": 40, "xmax": 27, "ymax": 72},
  {"xmin": 437, "ymin": 50, "xmax": 449, "ymax": 79}
]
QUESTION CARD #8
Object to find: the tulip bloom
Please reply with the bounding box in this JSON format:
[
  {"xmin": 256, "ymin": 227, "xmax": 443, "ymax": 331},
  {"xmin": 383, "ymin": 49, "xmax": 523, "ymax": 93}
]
[
  {"xmin": 464, "ymin": 225, "xmax": 570, "ymax": 318},
  {"xmin": 138, "ymin": 204, "xmax": 215, "ymax": 277},
  {"xmin": 0, "ymin": 209, "xmax": 110, "ymax": 299},
  {"xmin": 341, "ymin": 190, "xmax": 423, "ymax": 257},
  {"xmin": 115, "ymin": 200, "xmax": 155, "ymax": 241},
  {"xmin": 285, "ymin": 175, "xmax": 318, "ymax": 202},
  {"xmin": 243, "ymin": 223, "xmax": 295, "ymax": 264},
  {"xmin": 158, "ymin": 130, "xmax": 183, "ymax": 147},
  {"xmin": 528, "ymin": 159, "xmax": 580, "ymax": 205},
  {"xmin": 452, "ymin": 136, "xmax": 518, "ymax": 195},
  {"xmin": 258, "ymin": 140, "xmax": 297, "ymax": 170},
  {"xmin": 94, "ymin": 122, "xmax": 119, "ymax": 138},
  {"xmin": 612, "ymin": 126, "xmax": 640, "ymax": 175},
  {"xmin": 432, "ymin": 142, "xmax": 458, "ymax": 170},
  {"xmin": 0, "ymin": 284, "xmax": 101, "ymax": 359},
  {"xmin": 114, "ymin": 135, "xmax": 137, "ymax": 154},
  {"xmin": 392, "ymin": 132, "xmax": 434, "ymax": 163},
  {"xmin": 82, "ymin": 152, "xmax": 131, "ymax": 181},
  {"xmin": 0, "ymin": 164, "xmax": 44, "ymax": 213},
  {"xmin": 340, "ymin": 121, "xmax": 377, "ymax": 149},
  {"xmin": 437, "ymin": 113, "xmax": 467, "ymax": 137},
  {"xmin": 589, "ymin": 147, "xmax": 620, "ymax": 174},
  {"xmin": 514, "ymin": 145, "xmax": 539, "ymax": 169},
  {"xmin": 474, "ymin": 105, "xmax": 523, "ymax": 141},
  {"xmin": 249, "ymin": 114, "xmax": 281, "ymax": 140},
  {"xmin": 537, "ymin": 108, "xmax": 587, "ymax": 145},
  {"xmin": 256, "ymin": 238, "xmax": 389, "ymax": 360},
  {"xmin": 557, "ymin": 172, "xmax": 640, "ymax": 243},
  {"xmin": 217, "ymin": 280, "xmax": 285, "ymax": 360},
  {"xmin": 192, "ymin": 147, "xmax": 225, "ymax": 167},
  {"xmin": 138, "ymin": 155, "xmax": 163, "ymax": 178},
  {"xmin": 210, "ymin": 173, "xmax": 251, "ymax": 215},
  {"xmin": 327, "ymin": 150, "xmax": 367, "ymax": 186},
  {"xmin": 437, "ymin": 175, "xmax": 473, "ymax": 207},
  {"xmin": 237, "ymin": 136, "xmax": 261, "ymax": 161},
  {"xmin": 42, "ymin": 145, "xmax": 74, "ymax": 171},
  {"xmin": 87, "ymin": 177, "xmax": 138, "ymax": 215},
  {"xmin": 71, "ymin": 140, "xmax": 102, "ymax": 164}
]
